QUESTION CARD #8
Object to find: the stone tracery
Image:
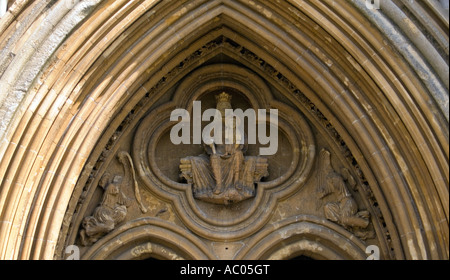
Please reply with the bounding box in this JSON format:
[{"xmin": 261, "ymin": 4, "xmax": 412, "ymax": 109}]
[
  {"xmin": 68, "ymin": 39, "xmax": 388, "ymax": 258},
  {"xmin": 180, "ymin": 92, "xmax": 269, "ymax": 205},
  {"xmin": 0, "ymin": 0, "xmax": 447, "ymax": 260}
]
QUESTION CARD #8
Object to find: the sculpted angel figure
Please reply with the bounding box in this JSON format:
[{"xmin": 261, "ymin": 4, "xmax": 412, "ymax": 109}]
[
  {"xmin": 80, "ymin": 173, "xmax": 131, "ymax": 246},
  {"xmin": 317, "ymin": 149, "xmax": 374, "ymax": 239}
]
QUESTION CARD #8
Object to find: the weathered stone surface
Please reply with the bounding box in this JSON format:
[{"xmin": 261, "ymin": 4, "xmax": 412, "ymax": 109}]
[{"xmin": 0, "ymin": 0, "xmax": 447, "ymax": 260}]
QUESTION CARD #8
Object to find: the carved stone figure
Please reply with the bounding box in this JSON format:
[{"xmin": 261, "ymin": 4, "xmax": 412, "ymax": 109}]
[
  {"xmin": 317, "ymin": 149, "xmax": 374, "ymax": 239},
  {"xmin": 180, "ymin": 93, "xmax": 269, "ymax": 205},
  {"xmin": 79, "ymin": 174, "xmax": 131, "ymax": 246}
]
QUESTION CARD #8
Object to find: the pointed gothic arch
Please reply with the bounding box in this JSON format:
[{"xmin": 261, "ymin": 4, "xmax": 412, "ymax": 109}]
[{"xmin": 0, "ymin": 0, "xmax": 448, "ymax": 260}]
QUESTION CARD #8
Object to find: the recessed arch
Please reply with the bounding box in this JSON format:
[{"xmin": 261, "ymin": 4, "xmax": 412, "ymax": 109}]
[
  {"xmin": 0, "ymin": 0, "xmax": 447, "ymax": 260},
  {"xmin": 81, "ymin": 218, "xmax": 215, "ymax": 260},
  {"xmin": 236, "ymin": 215, "xmax": 368, "ymax": 260}
]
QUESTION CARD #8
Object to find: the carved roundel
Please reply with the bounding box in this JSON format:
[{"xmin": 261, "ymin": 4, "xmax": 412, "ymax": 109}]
[{"xmin": 133, "ymin": 64, "xmax": 315, "ymax": 240}]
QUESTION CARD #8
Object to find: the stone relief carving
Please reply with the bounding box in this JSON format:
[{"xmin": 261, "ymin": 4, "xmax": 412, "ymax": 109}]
[
  {"xmin": 180, "ymin": 93, "xmax": 269, "ymax": 205},
  {"xmin": 56, "ymin": 37, "xmax": 393, "ymax": 259},
  {"xmin": 317, "ymin": 149, "xmax": 374, "ymax": 240},
  {"xmin": 79, "ymin": 151, "xmax": 147, "ymax": 246},
  {"xmin": 79, "ymin": 173, "xmax": 131, "ymax": 246},
  {"xmin": 130, "ymin": 71, "xmax": 314, "ymax": 239}
]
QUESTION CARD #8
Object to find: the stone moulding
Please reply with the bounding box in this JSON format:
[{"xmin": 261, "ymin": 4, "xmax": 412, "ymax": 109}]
[
  {"xmin": 82, "ymin": 215, "xmax": 368, "ymax": 260},
  {"xmin": 0, "ymin": 0, "xmax": 447, "ymax": 260},
  {"xmin": 235, "ymin": 215, "xmax": 368, "ymax": 260},
  {"xmin": 132, "ymin": 64, "xmax": 316, "ymax": 241},
  {"xmin": 82, "ymin": 217, "xmax": 214, "ymax": 260},
  {"xmin": 66, "ymin": 35, "xmax": 396, "ymax": 259}
]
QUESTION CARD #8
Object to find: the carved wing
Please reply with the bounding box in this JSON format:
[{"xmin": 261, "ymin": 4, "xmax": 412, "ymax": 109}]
[
  {"xmin": 317, "ymin": 149, "xmax": 334, "ymax": 198},
  {"xmin": 117, "ymin": 151, "xmax": 147, "ymax": 213}
]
